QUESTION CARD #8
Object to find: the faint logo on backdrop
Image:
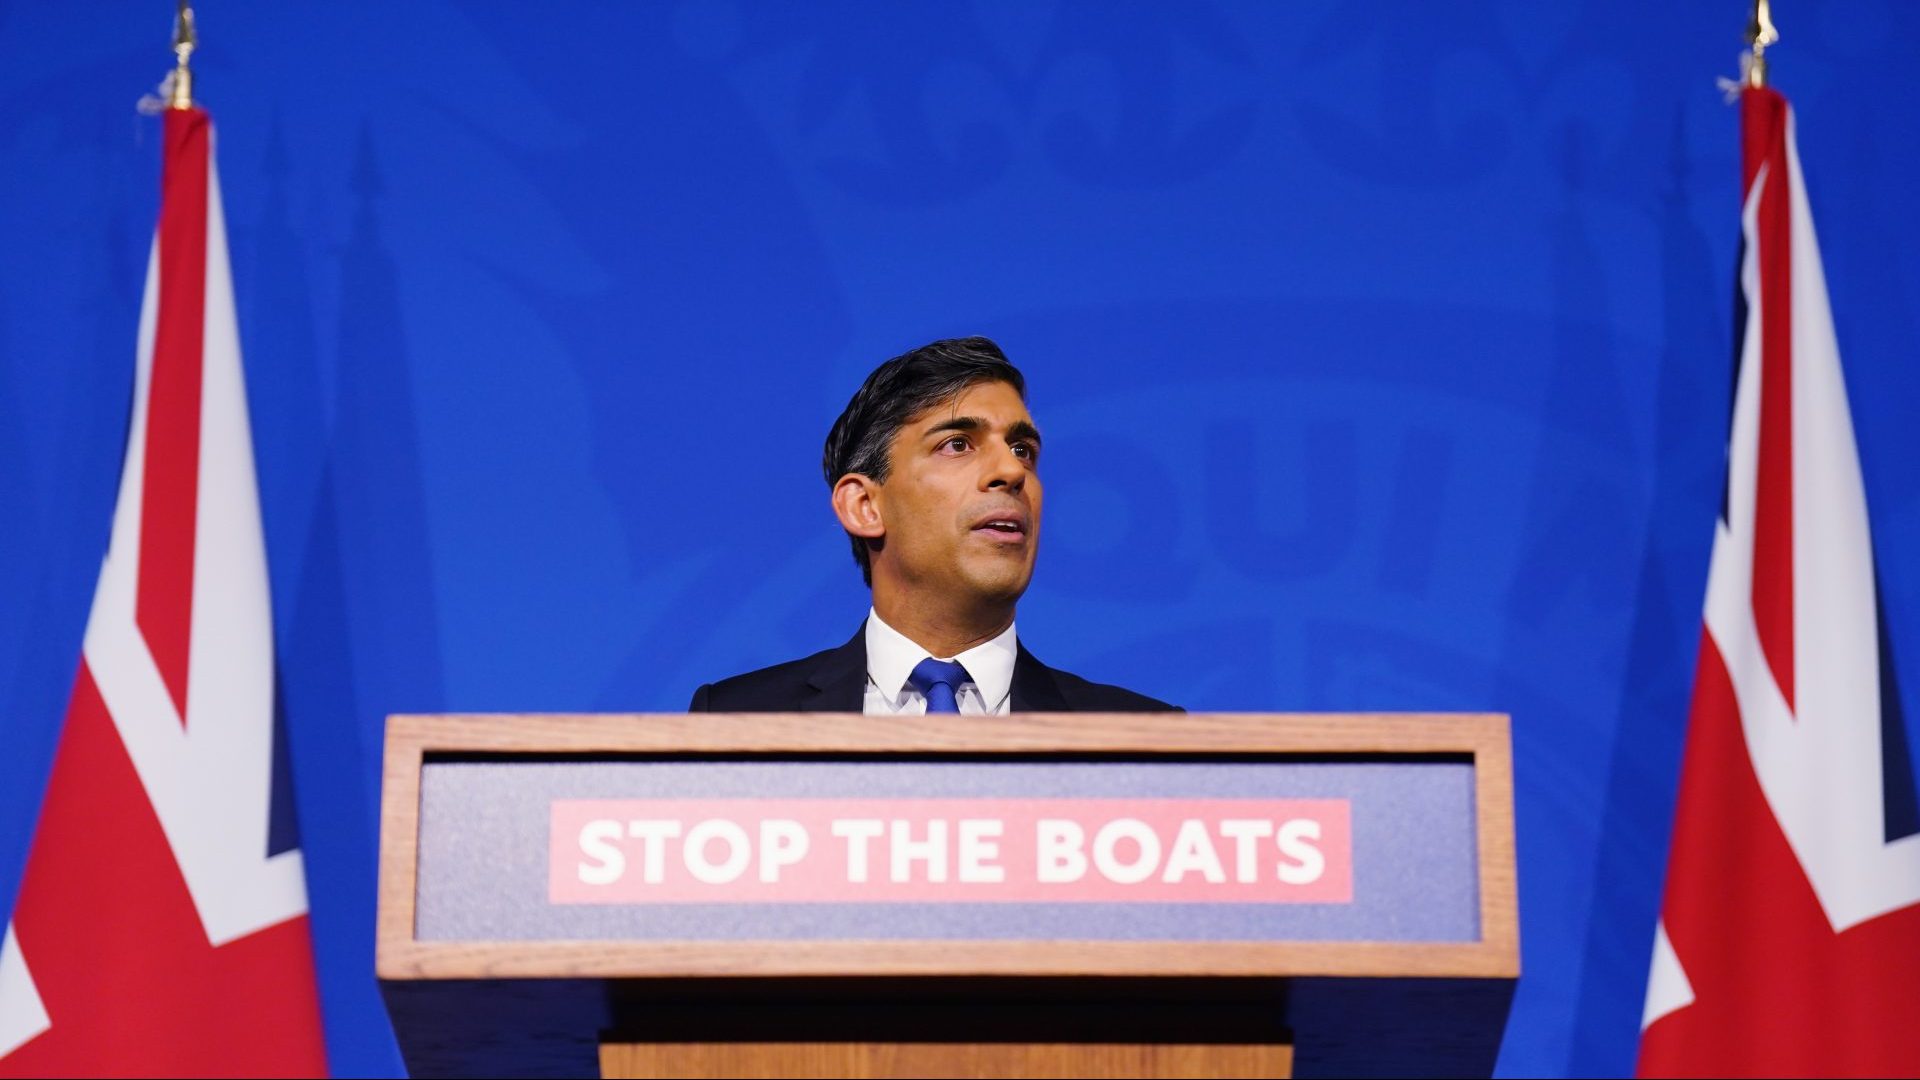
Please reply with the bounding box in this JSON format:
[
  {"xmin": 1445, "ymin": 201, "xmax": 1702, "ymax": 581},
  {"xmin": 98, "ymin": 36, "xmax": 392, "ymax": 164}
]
[
  {"xmin": 674, "ymin": 0, "xmax": 1260, "ymax": 201},
  {"xmin": 1021, "ymin": 353, "xmax": 1544, "ymax": 711},
  {"xmin": 1293, "ymin": 0, "xmax": 1636, "ymax": 188}
]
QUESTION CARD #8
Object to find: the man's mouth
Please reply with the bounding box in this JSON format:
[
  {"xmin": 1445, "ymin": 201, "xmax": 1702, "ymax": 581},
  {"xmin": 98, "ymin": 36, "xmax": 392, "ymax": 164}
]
[{"xmin": 971, "ymin": 511, "xmax": 1029, "ymax": 543}]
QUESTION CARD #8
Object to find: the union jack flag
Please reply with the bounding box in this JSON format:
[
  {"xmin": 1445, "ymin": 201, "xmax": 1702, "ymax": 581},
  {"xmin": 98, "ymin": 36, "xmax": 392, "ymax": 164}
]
[
  {"xmin": 1638, "ymin": 84, "xmax": 1920, "ymax": 1077},
  {"xmin": 0, "ymin": 106, "xmax": 328, "ymax": 1076}
]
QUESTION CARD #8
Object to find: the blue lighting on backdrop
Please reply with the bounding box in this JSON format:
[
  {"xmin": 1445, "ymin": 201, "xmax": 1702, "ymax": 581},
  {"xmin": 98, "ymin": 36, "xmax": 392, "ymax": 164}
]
[{"xmin": 2, "ymin": 3, "xmax": 1917, "ymax": 1076}]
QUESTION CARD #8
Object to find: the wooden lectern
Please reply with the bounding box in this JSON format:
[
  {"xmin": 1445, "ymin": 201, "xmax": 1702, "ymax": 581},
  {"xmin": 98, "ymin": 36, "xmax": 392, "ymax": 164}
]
[{"xmin": 378, "ymin": 713, "xmax": 1517, "ymax": 1078}]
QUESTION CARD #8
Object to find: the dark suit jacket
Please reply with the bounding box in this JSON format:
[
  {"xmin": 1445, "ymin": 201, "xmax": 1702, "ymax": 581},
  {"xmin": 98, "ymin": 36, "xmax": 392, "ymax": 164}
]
[{"xmin": 688, "ymin": 626, "xmax": 1179, "ymax": 713}]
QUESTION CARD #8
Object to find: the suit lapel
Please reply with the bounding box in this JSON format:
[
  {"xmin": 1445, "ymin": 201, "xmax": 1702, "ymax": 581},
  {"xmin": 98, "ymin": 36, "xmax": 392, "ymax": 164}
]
[
  {"xmin": 800, "ymin": 626, "xmax": 869, "ymax": 712},
  {"xmin": 1010, "ymin": 641, "xmax": 1070, "ymax": 712}
]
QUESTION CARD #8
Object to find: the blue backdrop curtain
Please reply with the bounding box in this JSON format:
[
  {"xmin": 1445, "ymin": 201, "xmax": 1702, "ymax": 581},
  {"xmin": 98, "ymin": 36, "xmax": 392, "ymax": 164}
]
[{"xmin": 2, "ymin": 3, "xmax": 1917, "ymax": 1075}]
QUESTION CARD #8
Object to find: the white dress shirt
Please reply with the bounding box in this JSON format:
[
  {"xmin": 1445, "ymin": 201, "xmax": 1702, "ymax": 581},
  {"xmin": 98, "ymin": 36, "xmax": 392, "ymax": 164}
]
[{"xmin": 863, "ymin": 608, "xmax": 1017, "ymax": 716}]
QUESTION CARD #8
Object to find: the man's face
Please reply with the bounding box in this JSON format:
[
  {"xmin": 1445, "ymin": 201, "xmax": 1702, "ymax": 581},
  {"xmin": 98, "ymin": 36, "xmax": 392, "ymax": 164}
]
[{"xmin": 873, "ymin": 380, "xmax": 1043, "ymax": 606}]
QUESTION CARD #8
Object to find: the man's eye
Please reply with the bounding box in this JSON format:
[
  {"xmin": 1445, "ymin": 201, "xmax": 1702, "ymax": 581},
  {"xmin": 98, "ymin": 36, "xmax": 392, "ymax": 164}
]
[
  {"xmin": 941, "ymin": 436, "xmax": 970, "ymax": 453},
  {"xmin": 1012, "ymin": 442, "xmax": 1036, "ymax": 460}
]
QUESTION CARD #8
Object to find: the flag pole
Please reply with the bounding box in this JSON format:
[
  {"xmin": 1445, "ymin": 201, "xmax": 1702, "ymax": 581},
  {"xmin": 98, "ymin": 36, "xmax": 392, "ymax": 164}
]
[
  {"xmin": 169, "ymin": 1, "xmax": 196, "ymax": 109},
  {"xmin": 1745, "ymin": 0, "xmax": 1780, "ymax": 89}
]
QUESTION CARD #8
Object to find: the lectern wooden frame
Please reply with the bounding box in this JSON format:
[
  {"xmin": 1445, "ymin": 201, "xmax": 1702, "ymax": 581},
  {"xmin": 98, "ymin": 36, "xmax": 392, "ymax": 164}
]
[{"xmin": 378, "ymin": 713, "xmax": 1518, "ymax": 1078}]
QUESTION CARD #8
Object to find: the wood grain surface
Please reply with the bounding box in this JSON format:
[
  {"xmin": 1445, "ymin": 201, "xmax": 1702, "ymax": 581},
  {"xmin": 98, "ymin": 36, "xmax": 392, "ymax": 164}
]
[{"xmin": 598, "ymin": 1040, "xmax": 1293, "ymax": 1079}]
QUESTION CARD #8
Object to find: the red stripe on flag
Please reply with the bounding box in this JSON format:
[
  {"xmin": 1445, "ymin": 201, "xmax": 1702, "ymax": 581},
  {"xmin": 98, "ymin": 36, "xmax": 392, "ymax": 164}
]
[
  {"xmin": 1743, "ymin": 87, "xmax": 1796, "ymax": 713},
  {"xmin": 0, "ymin": 665, "xmax": 328, "ymax": 1078},
  {"xmin": 1639, "ymin": 632, "xmax": 1920, "ymax": 1077},
  {"xmin": 137, "ymin": 107, "xmax": 210, "ymax": 727}
]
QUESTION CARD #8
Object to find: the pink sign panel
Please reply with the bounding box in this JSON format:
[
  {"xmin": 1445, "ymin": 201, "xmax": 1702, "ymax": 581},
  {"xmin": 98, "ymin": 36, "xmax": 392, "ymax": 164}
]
[{"xmin": 549, "ymin": 798, "xmax": 1351, "ymax": 904}]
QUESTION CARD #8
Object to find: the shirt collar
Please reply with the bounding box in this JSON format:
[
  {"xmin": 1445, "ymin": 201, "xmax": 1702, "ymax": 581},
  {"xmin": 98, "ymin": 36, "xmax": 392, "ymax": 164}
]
[{"xmin": 865, "ymin": 607, "xmax": 1018, "ymax": 712}]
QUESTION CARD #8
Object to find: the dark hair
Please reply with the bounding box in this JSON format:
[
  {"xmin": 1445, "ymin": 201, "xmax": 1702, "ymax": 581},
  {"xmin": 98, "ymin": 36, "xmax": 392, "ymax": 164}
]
[{"xmin": 823, "ymin": 336, "xmax": 1027, "ymax": 585}]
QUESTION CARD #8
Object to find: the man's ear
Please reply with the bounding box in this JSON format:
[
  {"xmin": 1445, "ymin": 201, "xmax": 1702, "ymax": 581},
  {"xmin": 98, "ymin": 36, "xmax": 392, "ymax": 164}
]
[{"xmin": 832, "ymin": 474, "xmax": 885, "ymax": 540}]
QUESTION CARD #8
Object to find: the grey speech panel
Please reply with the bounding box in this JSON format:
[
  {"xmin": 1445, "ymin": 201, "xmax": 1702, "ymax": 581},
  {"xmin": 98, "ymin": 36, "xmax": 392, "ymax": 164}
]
[{"xmin": 414, "ymin": 758, "xmax": 1478, "ymax": 944}]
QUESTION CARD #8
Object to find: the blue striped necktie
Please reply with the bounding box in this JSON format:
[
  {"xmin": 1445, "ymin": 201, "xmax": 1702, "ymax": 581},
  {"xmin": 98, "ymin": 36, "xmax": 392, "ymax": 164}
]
[{"xmin": 908, "ymin": 658, "xmax": 972, "ymax": 714}]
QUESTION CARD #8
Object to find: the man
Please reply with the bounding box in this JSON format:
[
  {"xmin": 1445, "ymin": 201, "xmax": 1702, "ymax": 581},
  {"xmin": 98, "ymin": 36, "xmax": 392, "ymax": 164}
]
[{"xmin": 688, "ymin": 337, "xmax": 1177, "ymax": 714}]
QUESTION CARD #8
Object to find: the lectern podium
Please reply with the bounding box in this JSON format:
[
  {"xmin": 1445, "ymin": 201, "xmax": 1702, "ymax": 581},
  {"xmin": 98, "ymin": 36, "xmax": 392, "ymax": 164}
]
[{"xmin": 378, "ymin": 713, "xmax": 1517, "ymax": 1078}]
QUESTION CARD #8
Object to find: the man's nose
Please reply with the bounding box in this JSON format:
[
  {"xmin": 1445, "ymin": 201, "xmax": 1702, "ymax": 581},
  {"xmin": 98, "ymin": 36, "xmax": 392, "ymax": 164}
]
[{"xmin": 983, "ymin": 441, "xmax": 1026, "ymax": 491}]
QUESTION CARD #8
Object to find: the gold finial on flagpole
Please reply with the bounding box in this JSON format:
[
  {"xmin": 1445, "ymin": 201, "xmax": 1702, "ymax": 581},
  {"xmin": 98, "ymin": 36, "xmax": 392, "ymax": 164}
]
[
  {"xmin": 1744, "ymin": 0, "xmax": 1780, "ymax": 89},
  {"xmin": 168, "ymin": 1, "xmax": 197, "ymax": 109}
]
